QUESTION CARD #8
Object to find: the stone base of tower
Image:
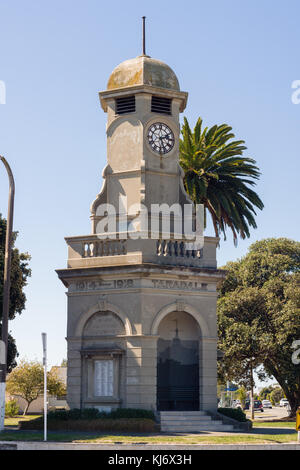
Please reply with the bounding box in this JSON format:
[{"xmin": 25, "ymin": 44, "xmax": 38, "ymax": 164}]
[{"xmin": 57, "ymin": 260, "xmax": 222, "ymax": 414}]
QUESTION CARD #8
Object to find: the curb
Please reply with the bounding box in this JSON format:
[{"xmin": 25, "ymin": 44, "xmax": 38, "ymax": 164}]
[{"xmin": 0, "ymin": 441, "xmax": 299, "ymax": 450}]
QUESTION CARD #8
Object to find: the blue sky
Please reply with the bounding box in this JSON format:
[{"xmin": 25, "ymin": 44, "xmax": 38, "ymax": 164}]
[{"xmin": 0, "ymin": 0, "xmax": 299, "ymax": 379}]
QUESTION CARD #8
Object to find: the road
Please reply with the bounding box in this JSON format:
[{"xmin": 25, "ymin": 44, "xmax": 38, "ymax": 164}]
[{"xmin": 246, "ymin": 405, "xmax": 289, "ymax": 421}]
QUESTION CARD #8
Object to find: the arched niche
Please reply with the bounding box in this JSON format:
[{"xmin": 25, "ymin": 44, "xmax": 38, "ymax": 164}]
[
  {"xmin": 83, "ymin": 311, "xmax": 126, "ymax": 337},
  {"xmin": 156, "ymin": 311, "xmax": 201, "ymax": 411},
  {"xmin": 75, "ymin": 301, "xmax": 132, "ymax": 337}
]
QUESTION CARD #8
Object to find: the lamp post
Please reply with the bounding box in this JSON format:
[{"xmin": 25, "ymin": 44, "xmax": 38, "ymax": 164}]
[
  {"xmin": 41, "ymin": 333, "xmax": 47, "ymax": 441},
  {"xmin": 0, "ymin": 156, "xmax": 15, "ymax": 432}
]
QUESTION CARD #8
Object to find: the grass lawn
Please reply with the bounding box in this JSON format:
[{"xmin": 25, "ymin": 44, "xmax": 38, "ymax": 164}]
[
  {"xmin": 252, "ymin": 421, "xmax": 296, "ymax": 429},
  {"xmin": 4, "ymin": 415, "xmax": 41, "ymax": 428},
  {"xmin": 0, "ymin": 428, "xmax": 298, "ymax": 445},
  {"xmin": 1, "ymin": 415, "xmax": 297, "ymax": 445}
]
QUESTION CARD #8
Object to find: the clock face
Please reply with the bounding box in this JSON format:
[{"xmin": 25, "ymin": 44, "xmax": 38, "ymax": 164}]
[{"xmin": 147, "ymin": 122, "xmax": 175, "ymax": 155}]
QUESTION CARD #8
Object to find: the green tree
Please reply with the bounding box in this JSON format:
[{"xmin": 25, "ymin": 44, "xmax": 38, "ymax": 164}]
[
  {"xmin": 259, "ymin": 386, "xmax": 275, "ymax": 401},
  {"xmin": 6, "ymin": 359, "xmax": 66, "ymax": 415},
  {"xmin": 269, "ymin": 387, "xmax": 284, "ymax": 406},
  {"xmin": 179, "ymin": 117, "xmax": 264, "ymax": 244},
  {"xmin": 237, "ymin": 386, "xmax": 247, "ymax": 408},
  {"xmin": 0, "ymin": 214, "xmax": 31, "ymax": 371},
  {"xmin": 218, "ymin": 238, "xmax": 300, "ymax": 416}
]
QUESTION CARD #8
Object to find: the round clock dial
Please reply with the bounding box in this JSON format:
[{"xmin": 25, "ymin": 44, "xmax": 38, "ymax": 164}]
[{"xmin": 147, "ymin": 122, "xmax": 175, "ymax": 155}]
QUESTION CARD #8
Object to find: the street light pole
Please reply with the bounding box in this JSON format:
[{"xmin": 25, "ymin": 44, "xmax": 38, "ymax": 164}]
[
  {"xmin": 42, "ymin": 333, "xmax": 47, "ymax": 442},
  {"xmin": 0, "ymin": 156, "xmax": 15, "ymax": 432}
]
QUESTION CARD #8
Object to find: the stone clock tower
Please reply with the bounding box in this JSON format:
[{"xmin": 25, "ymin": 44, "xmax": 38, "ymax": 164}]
[{"xmin": 57, "ymin": 41, "xmax": 228, "ymax": 431}]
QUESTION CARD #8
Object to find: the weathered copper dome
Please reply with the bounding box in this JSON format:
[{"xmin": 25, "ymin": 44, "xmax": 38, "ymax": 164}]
[{"xmin": 107, "ymin": 55, "xmax": 180, "ymax": 91}]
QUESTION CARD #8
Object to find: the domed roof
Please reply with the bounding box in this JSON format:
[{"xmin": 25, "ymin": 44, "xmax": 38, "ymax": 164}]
[{"xmin": 107, "ymin": 55, "xmax": 180, "ymax": 91}]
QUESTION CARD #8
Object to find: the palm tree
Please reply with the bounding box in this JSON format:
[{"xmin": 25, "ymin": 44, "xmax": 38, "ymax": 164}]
[{"xmin": 179, "ymin": 117, "xmax": 264, "ymax": 244}]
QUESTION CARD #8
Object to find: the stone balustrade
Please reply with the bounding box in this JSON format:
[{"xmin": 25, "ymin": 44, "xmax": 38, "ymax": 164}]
[
  {"xmin": 156, "ymin": 239, "xmax": 203, "ymax": 259},
  {"xmin": 65, "ymin": 234, "xmax": 214, "ymax": 269},
  {"xmin": 82, "ymin": 239, "xmax": 127, "ymax": 258}
]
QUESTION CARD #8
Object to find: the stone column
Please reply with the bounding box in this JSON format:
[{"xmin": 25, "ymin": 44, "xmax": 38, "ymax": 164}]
[
  {"xmin": 66, "ymin": 338, "xmax": 82, "ymax": 409},
  {"xmin": 125, "ymin": 336, "xmax": 158, "ymax": 410},
  {"xmin": 201, "ymin": 337, "xmax": 218, "ymax": 412}
]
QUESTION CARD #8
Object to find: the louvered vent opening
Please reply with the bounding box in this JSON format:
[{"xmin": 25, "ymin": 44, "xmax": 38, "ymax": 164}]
[
  {"xmin": 151, "ymin": 96, "xmax": 172, "ymax": 115},
  {"xmin": 116, "ymin": 96, "xmax": 135, "ymax": 114}
]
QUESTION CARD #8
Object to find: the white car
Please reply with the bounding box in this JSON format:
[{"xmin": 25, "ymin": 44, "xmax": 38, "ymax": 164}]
[
  {"xmin": 279, "ymin": 398, "xmax": 289, "ymax": 407},
  {"xmin": 262, "ymin": 399, "xmax": 272, "ymax": 409}
]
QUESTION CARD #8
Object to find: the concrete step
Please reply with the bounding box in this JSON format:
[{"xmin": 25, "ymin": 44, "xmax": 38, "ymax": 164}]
[
  {"xmin": 160, "ymin": 410, "xmax": 207, "ymax": 416},
  {"xmin": 160, "ymin": 416, "xmax": 212, "ymax": 422},
  {"xmin": 160, "ymin": 411, "xmax": 207, "ymax": 416},
  {"xmin": 161, "ymin": 420, "xmax": 214, "ymax": 427},
  {"xmin": 161, "ymin": 423, "xmax": 235, "ymax": 432},
  {"xmin": 159, "ymin": 411, "xmax": 235, "ymax": 433}
]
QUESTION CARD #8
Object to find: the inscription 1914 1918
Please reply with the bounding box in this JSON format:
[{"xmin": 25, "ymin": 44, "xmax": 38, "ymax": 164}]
[
  {"xmin": 75, "ymin": 278, "xmax": 208, "ymax": 292},
  {"xmin": 75, "ymin": 279, "xmax": 134, "ymax": 291}
]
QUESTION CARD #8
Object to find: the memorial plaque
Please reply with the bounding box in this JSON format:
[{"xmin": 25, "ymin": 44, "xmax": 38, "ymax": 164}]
[{"xmin": 94, "ymin": 360, "xmax": 114, "ymax": 396}]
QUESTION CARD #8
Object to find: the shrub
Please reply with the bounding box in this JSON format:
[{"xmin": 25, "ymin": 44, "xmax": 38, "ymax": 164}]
[
  {"xmin": 107, "ymin": 408, "xmax": 155, "ymax": 420},
  {"xmin": 5, "ymin": 399, "xmax": 19, "ymax": 417},
  {"xmin": 218, "ymin": 407, "xmax": 248, "ymax": 422},
  {"xmin": 19, "ymin": 417, "xmax": 158, "ymax": 433},
  {"xmin": 46, "ymin": 407, "xmax": 155, "ymax": 421}
]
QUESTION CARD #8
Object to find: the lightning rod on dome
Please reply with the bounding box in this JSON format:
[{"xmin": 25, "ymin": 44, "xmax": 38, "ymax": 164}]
[{"xmin": 142, "ymin": 16, "xmax": 146, "ymax": 56}]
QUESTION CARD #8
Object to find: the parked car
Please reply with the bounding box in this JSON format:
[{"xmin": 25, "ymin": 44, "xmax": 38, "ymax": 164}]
[
  {"xmin": 279, "ymin": 398, "xmax": 289, "ymax": 407},
  {"xmin": 234, "ymin": 402, "xmax": 243, "ymax": 409},
  {"xmin": 262, "ymin": 399, "xmax": 272, "ymax": 409},
  {"xmin": 244, "ymin": 400, "xmax": 264, "ymax": 412},
  {"xmin": 232, "ymin": 399, "xmax": 241, "ymax": 407}
]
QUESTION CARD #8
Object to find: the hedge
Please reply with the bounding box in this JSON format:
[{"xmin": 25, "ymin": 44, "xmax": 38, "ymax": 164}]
[
  {"xmin": 45, "ymin": 408, "xmax": 155, "ymax": 421},
  {"xmin": 19, "ymin": 417, "xmax": 158, "ymax": 433},
  {"xmin": 217, "ymin": 407, "xmax": 248, "ymax": 422}
]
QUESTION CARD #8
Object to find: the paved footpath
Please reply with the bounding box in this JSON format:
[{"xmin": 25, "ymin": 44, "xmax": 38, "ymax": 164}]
[{"xmin": 1, "ymin": 441, "xmax": 299, "ymax": 450}]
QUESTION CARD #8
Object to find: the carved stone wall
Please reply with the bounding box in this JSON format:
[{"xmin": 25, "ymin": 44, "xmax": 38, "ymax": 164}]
[{"xmin": 83, "ymin": 311, "xmax": 125, "ymax": 337}]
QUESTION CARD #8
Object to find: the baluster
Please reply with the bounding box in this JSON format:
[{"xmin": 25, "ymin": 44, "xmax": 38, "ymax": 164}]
[
  {"xmin": 179, "ymin": 241, "xmax": 184, "ymax": 257},
  {"xmin": 161, "ymin": 240, "xmax": 166, "ymax": 256},
  {"xmin": 86, "ymin": 243, "xmax": 91, "ymax": 257},
  {"xmin": 83, "ymin": 243, "xmax": 87, "ymax": 258},
  {"xmin": 98, "ymin": 241, "xmax": 103, "ymax": 257},
  {"xmin": 174, "ymin": 241, "xmax": 178, "ymax": 257},
  {"xmin": 90, "ymin": 243, "xmax": 95, "ymax": 257}
]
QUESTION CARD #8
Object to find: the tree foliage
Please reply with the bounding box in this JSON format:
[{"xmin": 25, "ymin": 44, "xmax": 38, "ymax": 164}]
[
  {"xmin": 6, "ymin": 359, "xmax": 66, "ymax": 415},
  {"xmin": 179, "ymin": 117, "xmax": 264, "ymax": 243},
  {"xmin": 0, "ymin": 214, "xmax": 31, "ymax": 371},
  {"xmin": 258, "ymin": 385, "xmax": 276, "ymax": 401},
  {"xmin": 269, "ymin": 387, "xmax": 284, "ymax": 405},
  {"xmin": 218, "ymin": 238, "xmax": 300, "ymax": 415}
]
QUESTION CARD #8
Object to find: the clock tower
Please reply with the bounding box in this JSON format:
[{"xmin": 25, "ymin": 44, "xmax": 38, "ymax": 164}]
[
  {"xmin": 57, "ymin": 28, "xmax": 227, "ymax": 431},
  {"xmin": 91, "ymin": 53, "xmax": 190, "ymax": 233}
]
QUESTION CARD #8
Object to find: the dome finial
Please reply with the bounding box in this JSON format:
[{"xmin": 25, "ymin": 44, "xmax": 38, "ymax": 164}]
[{"xmin": 142, "ymin": 16, "xmax": 146, "ymax": 56}]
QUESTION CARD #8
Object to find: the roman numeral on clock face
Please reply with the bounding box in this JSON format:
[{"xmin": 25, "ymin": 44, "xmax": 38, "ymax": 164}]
[{"xmin": 147, "ymin": 122, "xmax": 175, "ymax": 155}]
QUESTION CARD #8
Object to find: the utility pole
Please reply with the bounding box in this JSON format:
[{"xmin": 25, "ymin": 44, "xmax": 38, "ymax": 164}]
[{"xmin": 0, "ymin": 156, "xmax": 15, "ymax": 432}]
